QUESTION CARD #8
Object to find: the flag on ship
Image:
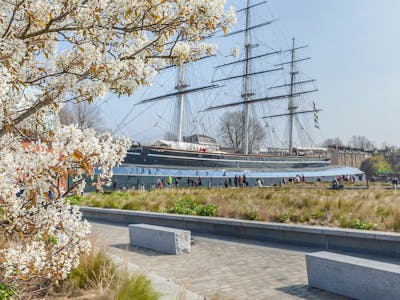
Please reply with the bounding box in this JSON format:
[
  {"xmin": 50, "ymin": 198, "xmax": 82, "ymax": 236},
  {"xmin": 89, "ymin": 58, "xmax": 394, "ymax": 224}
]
[{"xmin": 313, "ymin": 101, "xmax": 319, "ymax": 129}]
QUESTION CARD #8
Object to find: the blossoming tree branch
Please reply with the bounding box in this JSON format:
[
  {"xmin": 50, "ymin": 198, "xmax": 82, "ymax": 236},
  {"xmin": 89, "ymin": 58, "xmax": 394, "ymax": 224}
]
[{"xmin": 0, "ymin": 0, "xmax": 235, "ymax": 294}]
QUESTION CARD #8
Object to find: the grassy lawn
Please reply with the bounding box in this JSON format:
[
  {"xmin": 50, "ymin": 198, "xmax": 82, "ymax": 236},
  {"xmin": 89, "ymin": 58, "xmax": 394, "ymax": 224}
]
[{"xmin": 76, "ymin": 186, "xmax": 400, "ymax": 232}]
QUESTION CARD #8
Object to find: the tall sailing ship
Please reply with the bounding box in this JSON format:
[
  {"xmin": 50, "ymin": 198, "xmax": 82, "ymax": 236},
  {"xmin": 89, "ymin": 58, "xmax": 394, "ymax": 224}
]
[{"xmin": 121, "ymin": 0, "xmax": 331, "ymax": 173}]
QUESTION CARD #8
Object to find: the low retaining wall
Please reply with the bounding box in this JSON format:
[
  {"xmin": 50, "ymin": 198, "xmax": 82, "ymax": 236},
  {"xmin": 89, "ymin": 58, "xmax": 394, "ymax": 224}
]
[
  {"xmin": 306, "ymin": 251, "xmax": 400, "ymax": 300},
  {"xmin": 80, "ymin": 207, "xmax": 400, "ymax": 258},
  {"xmin": 129, "ymin": 224, "xmax": 191, "ymax": 254}
]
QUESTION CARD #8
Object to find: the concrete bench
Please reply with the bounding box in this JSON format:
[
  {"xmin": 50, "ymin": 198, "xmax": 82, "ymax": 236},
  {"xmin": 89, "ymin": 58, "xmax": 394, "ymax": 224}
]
[
  {"xmin": 129, "ymin": 224, "xmax": 191, "ymax": 254},
  {"xmin": 306, "ymin": 251, "xmax": 400, "ymax": 300}
]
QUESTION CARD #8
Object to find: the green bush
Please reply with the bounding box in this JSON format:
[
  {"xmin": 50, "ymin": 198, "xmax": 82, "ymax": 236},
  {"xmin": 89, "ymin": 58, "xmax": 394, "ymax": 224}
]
[
  {"xmin": 66, "ymin": 194, "xmax": 83, "ymax": 205},
  {"xmin": 167, "ymin": 197, "xmax": 197, "ymax": 215},
  {"xmin": 196, "ymin": 203, "xmax": 217, "ymax": 216},
  {"xmin": 0, "ymin": 283, "xmax": 18, "ymax": 300},
  {"xmin": 244, "ymin": 210, "xmax": 259, "ymax": 220},
  {"xmin": 289, "ymin": 213, "xmax": 300, "ymax": 223},
  {"xmin": 312, "ymin": 210, "xmax": 325, "ymax": 220},
  {"xmin": 341, "ymin": 218, "xmax": 379, "ymax": 230},
  {"xmin": 279, "ymin": 210, "xmax": 301, "ymax": 223},
  {"xmin": 116, "ymin": 274, "xmax": 160, "ymax": 300},
  {"xmin": 167, "ymin": 198, "xmax": 217, "ymax": 216},
  {"xmin": 279, "ymin": 212, "xmax": 290, "ymax": 223}
]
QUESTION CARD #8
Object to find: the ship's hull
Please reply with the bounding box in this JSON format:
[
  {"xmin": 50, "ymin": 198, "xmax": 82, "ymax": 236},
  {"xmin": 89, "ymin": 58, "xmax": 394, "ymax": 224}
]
[{"xmin": 124, "ymin": 146, "xmax": 330, "ymax": 170}]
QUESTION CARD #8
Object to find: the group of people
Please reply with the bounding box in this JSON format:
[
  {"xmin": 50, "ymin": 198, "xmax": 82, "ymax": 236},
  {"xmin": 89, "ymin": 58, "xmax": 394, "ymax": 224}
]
[
  {"xmin": 224, "ymin": 174, "xmax": 254, "ymax": 188},
  {"xmin": 156, "ymin": 176, "xmax": 176, "ymax": 188},
  {"xmin": 331, "ymin": 174, "xmax": 359, "ymax": 190},
  {"xmin": 156, "ymin": 176, "xmax": 203, "ymax": 189},
  {"xmin": 338, "ymin": 174, "xmax": 357, "ymax": 182},
  {"xmin": 234, "ymin": 174, "xmax": 249, "ymax": 187},
  {"xmin": 282, "ymin": 174, "xmax": 307, "ymax": 184}
]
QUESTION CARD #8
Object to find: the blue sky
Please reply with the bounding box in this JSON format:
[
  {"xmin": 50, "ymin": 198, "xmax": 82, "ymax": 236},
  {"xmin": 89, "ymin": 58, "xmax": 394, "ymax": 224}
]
[
  {"xmin": 269, "ymin": 0, "xmax": 400, "ymax": 147},
  {"xmin": 100, "ymin": 0, "xmax": 400, "ymax": 148}
]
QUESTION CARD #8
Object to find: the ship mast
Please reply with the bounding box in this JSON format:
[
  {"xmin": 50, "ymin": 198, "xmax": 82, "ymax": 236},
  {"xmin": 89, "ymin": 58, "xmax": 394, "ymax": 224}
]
[
  {"xmin": 243, "ymin": 0, "xmax": 252, "ymax": 154},
  {"xmin": 176, "ymin": 65, "xmax": 187, "ymax": 142},
  {"xmin": 134, "ymin": 1, "xmax": 321, "ymax": 152},
  {"xmin": 135, "ymin": 64, "xmax": 220, "ymax": 142},
  {"xmin": 288, "ymin": 38, "xmax": 296, "ymax": 155},
  {"xmin": 206, "ymin": 22, "xmax": 319, "ymax": 155}
]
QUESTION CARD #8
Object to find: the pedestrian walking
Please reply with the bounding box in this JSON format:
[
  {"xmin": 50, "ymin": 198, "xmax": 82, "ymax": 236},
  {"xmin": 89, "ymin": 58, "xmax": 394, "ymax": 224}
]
[
  {"xmin": 167, "ymin": 176, "xmax": 173, "ymax": 186},
  {"xmin": 392, "ymin": 177, "xmax": 398, "ymax": 190}
]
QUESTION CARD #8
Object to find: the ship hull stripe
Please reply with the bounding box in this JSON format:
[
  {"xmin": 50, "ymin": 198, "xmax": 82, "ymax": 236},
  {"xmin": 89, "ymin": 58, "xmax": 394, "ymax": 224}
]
[{"xmin": 147, "ymin": 153, "xmax": 326, "ymax": 164}]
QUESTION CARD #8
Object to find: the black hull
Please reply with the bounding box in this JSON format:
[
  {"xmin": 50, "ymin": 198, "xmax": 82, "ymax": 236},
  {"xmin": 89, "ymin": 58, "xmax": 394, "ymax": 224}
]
[{"xmin": 124, "ymin": 146, "xmax": 330, "ymax": 170}]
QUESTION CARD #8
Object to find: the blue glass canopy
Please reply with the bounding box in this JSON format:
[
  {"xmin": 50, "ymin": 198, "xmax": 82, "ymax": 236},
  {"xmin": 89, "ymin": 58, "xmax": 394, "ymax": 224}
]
[{"xmin": 112, "ymin": 165, "xmax": 363, "ymax": 179}]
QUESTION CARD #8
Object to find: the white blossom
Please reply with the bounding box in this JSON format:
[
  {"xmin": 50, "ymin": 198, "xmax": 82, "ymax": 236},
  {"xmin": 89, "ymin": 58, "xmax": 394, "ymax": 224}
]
[{"xmin": 0, "ymin": 0, "xmax": 235, "ymax": 291}]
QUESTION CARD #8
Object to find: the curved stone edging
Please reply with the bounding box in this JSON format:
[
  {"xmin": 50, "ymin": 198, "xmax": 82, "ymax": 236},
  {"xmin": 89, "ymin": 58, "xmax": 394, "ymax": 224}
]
[{"xmin": 80, "ymin": 206, "xmax": 400, "ymax": 258}]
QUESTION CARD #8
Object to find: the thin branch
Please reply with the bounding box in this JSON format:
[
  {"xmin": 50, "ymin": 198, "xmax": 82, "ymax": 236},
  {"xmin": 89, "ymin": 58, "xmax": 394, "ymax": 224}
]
[
  {"xmin": 2, "ymin": 1, "xmax": 22, "ymax": 38},
  {"xmin": 0, "ymin": 53, "xmax": 12, "ymax": 61},
  {"xmin": 0, "ymin": 96, "xmax": 52, "ymax": 137}
]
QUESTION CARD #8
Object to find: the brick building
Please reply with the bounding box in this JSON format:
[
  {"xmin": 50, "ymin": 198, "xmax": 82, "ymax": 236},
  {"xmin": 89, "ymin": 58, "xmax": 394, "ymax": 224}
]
[{"xmin": 327, "ymin": 145, "xmax": 371, "ymax": 168}]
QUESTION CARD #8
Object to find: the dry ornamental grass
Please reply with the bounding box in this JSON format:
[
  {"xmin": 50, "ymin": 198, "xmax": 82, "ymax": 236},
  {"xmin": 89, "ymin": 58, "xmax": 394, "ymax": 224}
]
[{"xmin": 78, "ymin": 187, "xmax": 400, "ymax": 232}]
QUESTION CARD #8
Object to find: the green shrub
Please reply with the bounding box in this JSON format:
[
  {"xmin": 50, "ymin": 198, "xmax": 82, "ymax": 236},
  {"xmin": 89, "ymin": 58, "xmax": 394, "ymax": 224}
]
[
  {"xmin": 196, "ymin": 203, "xmax": 217, "ymax": 216},
  {"xmin": 279, "ymin": 210, "xmax": 300, "ymax": 223},
  {"xmin": 167, "ymin": 198, "xmax": 217, "ymax": 216},
  {"xmin": 289, "ymin": 213, "xmax": 300, "ymax": 223},
  {"xmin": 167, "ymin": 198, "xmax": 197, "ymax": 215},
  {"xmin": 279, "ymin": 212, "xmax": 290, "ymax": 223},
  {"xmin": 0, "ymin": 283, "xmax": 18, "ymax": 300},
  {"xmin": 244, "ymin": 210, "xmax": 258, "ymax": 221},
  {"xmin": 66, "ymin": 194, "xmax": 83, "ymax": 205},
  {"xmin": 116, "ymin": 274, "xmax": 160, "ymax": 300},
  {"xmin": 312, "ymin": 210, "xmax": 325, "ymax": 220},
  {"xmin": 341, "ymin": 218, "xmax": 379, "ymax": 230}
]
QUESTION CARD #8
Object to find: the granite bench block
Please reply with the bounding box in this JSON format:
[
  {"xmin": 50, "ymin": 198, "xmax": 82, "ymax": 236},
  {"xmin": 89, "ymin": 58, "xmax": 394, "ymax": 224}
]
[
  {"xmin": 129, "ymin": 224, "xmax": 191, "ymax": 254},
  {"xmin": 306, "ymin": 251, "xmax": 400, "ymax": 300}
]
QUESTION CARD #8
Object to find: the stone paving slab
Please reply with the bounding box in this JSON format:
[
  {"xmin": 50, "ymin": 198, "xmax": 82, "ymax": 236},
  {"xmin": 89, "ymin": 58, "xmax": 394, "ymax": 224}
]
[{"xmin": 90, "ymin": 221, "xmax": 349, "ymax": 300}]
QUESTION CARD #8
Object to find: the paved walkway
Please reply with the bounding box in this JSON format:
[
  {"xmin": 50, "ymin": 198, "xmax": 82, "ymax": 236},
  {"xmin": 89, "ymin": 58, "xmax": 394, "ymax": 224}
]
[{"xmin": 91, "ymin": 222, "xmax": 348, "ymax": 300}]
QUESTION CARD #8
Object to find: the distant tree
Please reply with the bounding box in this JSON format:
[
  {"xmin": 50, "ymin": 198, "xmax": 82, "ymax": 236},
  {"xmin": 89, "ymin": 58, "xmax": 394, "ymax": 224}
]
[
  {"xmin": 219, "ymin": 111, "xmax": 265, "ymax": 153},
  {"xmin": 321, "ymin": 137, "xmax": 344, "ymax": 148},
  {"xmin": 360, "ymin": 155, "xmax": 392, "ymax": 177},
  {"xmin": 348, "ymin": 135, "xmax": 375, "ymax": 151},
  {"xmin": 381, "ymin": 146, "xmax": 400, "ymax": 173},
  {"xmin": 59, "ymin": 102, "xmax": 104, "ymax": 131},
  {"xmin": 381, "ymin": 142, "xmax": 398, "ymax": 151}
]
